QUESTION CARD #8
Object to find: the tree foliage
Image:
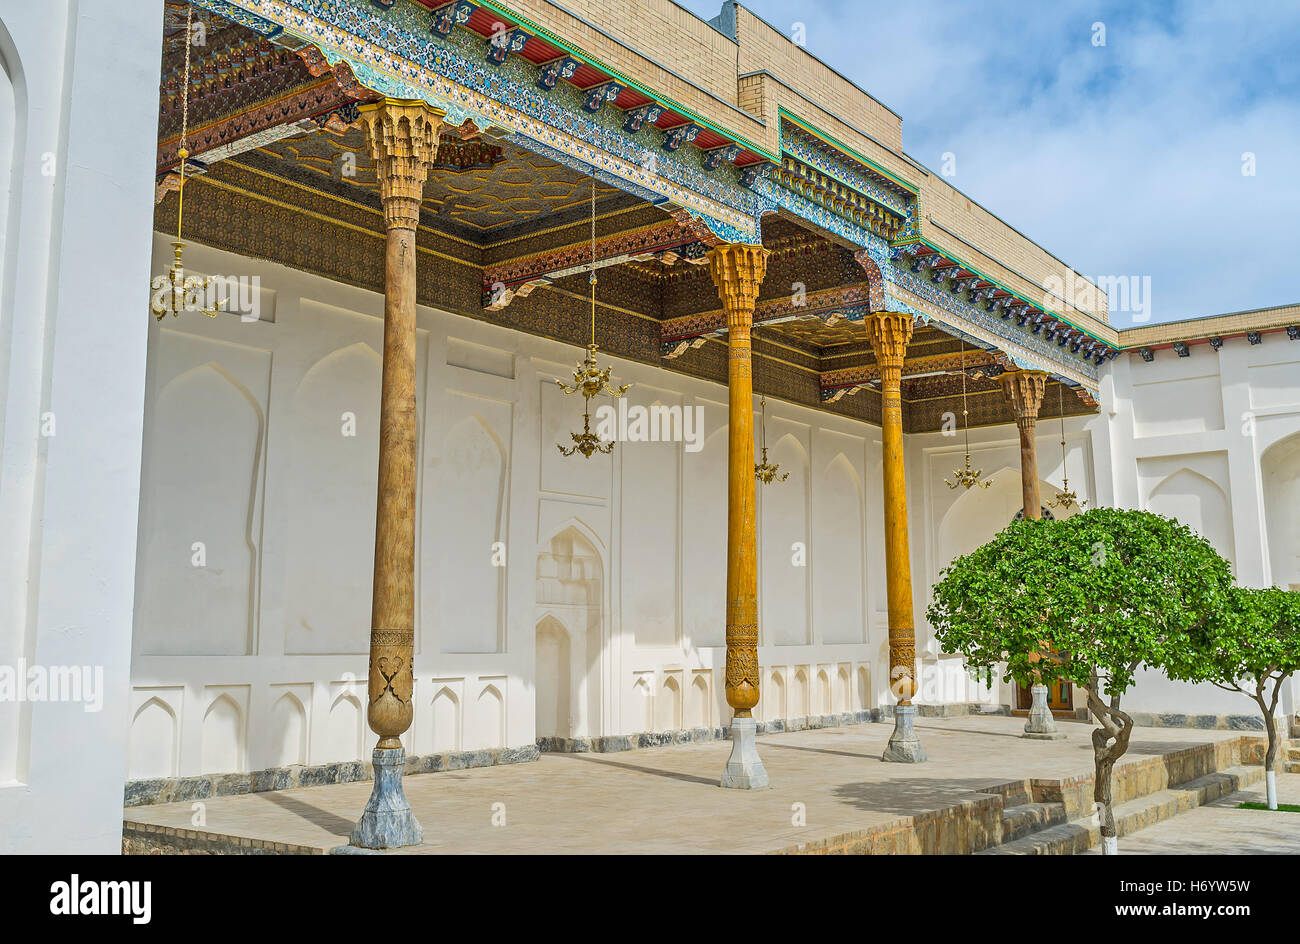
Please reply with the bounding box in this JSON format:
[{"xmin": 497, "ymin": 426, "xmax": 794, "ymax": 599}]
[
  {"xmin": 1163, "ymin": 585, "xmax": 1300, "ymax": 807},
  {"xmin": 927, "ymin": 507, "xmax": 1236, "ymax": 851},
  {"xmin": 928, "ymin": 507, "xmax": 1235, "ymax": 696}
]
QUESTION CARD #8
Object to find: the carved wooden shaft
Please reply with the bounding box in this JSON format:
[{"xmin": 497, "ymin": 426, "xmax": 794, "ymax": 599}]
[
  {"xmin": 708, "ymin": 244, "xmax": 769, "ymax": 717},
  {"xmin": 359, "ymin": 100, "xmax": 443, "ymax": 749},
  {"xmin": 1000, "ymin": 370, "xmax": 1048, "ymax": 521},
  {"xmin": 865, "ymin": 312, "xmax": 918, "ymax": 704}
]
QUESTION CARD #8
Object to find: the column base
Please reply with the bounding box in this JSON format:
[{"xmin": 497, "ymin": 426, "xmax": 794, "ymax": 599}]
[
  {"xmin": 721, "ymin": 717, "xmax": 769, "ymax": 789},
  {"xmin": 1022, "ymin": 684, "xmax": 1066, "ymax": 740},
  {"xmin": 349, "ymin": 747, "xmax": 424, "ymax": 849},
  {"xmin": 881, "ymin": 704, "xmax": 927, "ymax": 763}
]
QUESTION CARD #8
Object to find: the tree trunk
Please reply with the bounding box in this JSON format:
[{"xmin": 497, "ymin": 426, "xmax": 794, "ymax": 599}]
[
  {"xmin": 1085, "ymin": 673, "xmax": 1134, "ymax": 856},
  {"xmin": 1094, "ymin": 753, "xmax": 1118, "ymax": 855},
  {"xmin": 1258, "ymin": 693, "xmax": 1278, "ymax": 811}
]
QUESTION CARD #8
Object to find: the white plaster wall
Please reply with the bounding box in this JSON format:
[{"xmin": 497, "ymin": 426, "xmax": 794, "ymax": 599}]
[
  {"xmin": 1097, "ymin": 336, "xmax": 1300, "ymax": 717},
  {"xmin": 128, "ymin": 237, "xmax": 886, "ymax": 780},
  {"xmin": 909, "ymin": 413, "xmax": 1095, "ymax": 711},
  {"xmin": 0, "ymin": 0, "xmax": 162, "ymax": 853}
]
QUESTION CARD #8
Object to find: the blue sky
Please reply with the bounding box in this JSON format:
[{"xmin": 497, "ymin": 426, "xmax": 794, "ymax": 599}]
[{"xmin": 673, "ymin": 0, "xmax": 1300, "ymax": 327}]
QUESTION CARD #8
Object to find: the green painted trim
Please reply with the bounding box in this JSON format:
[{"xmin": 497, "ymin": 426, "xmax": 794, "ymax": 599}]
[
  {"xmin": 472, "ymin": 0, "xmax": 780, "ymax": 162},
  {"xmin": 916, "ymin": 238, "xmax": 1110, "ymax": 347},
  {"xmin": 778, "ymin": 107, "xmax": 918, "ymax": 194}
]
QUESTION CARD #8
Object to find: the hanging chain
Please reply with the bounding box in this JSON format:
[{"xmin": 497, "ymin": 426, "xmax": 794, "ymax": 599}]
[
  {"xmin": 588, "ymin": 176, "xmax": 596, "ymax": 346},
  {"xmin": 177, "ymin": 3, "xmax": 194, "ymax": 243}
]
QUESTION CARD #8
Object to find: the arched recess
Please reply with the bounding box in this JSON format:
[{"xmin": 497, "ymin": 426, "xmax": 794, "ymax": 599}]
[
  {"xmin": 856, "ymin": 666, "xmax": 872, "ymax": 711},
  {"xmin": 136, "ymin": 363, "xmax": 262, "ymax": 655},
  {"xmin": 269, "ymin": 692, "xmax": 306, "ymax": 767},
  {"xmin": 655, "ymin": 675, "xmax": 682, "ymax": 732},
  {"xmin": 936, "ymin": 465, "xmax": 1076, "ymax": 570},
  {"xmin": 536, "ymin": 520, "xmax": 605, "ymax": 739},
  {"xmin": 790, "ymin": 667, "xmax": 809, "ymax": 718},
  {"xmin": 431, "ymin": 686, "xmax": 461, "ymax": 753},
  {"xmin": 761, "ymin": 431, "xmax": 810, "ymax": 646},
  {"xmin": 687, "ymin": 674, "xmax": 710, "ymax": 729},
  {"xmin": 284, "ymin": 342, "xmax": 383, "ymax": 655},
  {"xmin": 325, "ymin": 691, "xmax": 363, "ymax": 763},
  {"xmin": 818, "ymin": 452, "xmax": 865, "ymax": 644},
  {"xmin": 767, "ymin": 669, "xmax": 787, "ymax": 721},
  {"xmin": 535, "ymin": 615, "xmax": 572, "ymax": 740},
  {"xmin": 815, "ymin": 668, "xmax": 832, "ymax": 715},
  {"xmin": 201, "ymin": 694, "xmax": 244, "ymax": 774},
  {"xmin": 683, "ymin": 424, "xmax": 728, "ymax": 648},
  {"xmin": 1262, "ymin": 432, "xmax": 1300, "ymax": 589},
  {"xmin": 474, "ymin": 684, "xmax": 505, "ymax": 750},
  {"xmin": 836, "ymin": 665, "xmax": 851, "ymax": 713},
  {"xmin": 129, "ymin": 697, "xmax": 178, "ymax": 780},
  {"xmin": 632, "ymin": 676, "xmax": 653, "ymax": 733},
  {"xmin": 1146, "ymin": 467, "xmax": 1236, "ymax": 567},
  {"xmin": 438, "ymin": 413, "xmax": 506, "ymax": 653}
]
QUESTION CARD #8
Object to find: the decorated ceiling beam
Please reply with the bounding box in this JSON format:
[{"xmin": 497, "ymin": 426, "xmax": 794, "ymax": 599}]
[
  {"xmin": 155, "ymin": 22, "xmax": 375, "ymax": 173},
  {"xmin": 820, "ymin": 348, "xmax": 1013, "ymax": 402},
  {"xmin": 482, "ymin": 218, "xmax": 715, "ymax": 310},
  {"xmin": 195, "ymin": 0, "xmax": 767, "ymax": 243},
  {"xmin": 659, "ymin": 283, "xmax": 875, "ymax": 358}
]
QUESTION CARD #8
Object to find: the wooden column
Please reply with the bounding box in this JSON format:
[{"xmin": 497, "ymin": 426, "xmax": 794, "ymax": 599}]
[
  {"xmin": 707, "ymin": 243, "xmax": 769, "ymax": 718},
  {"xmin": 1000, "ymin": 370, "xmax": 1048, "ymax": 520},
  {"xmin": 359, "ymin": 99, "xmax": 442, "ymax": 751},
  {"xmin": 865, "ymin": 312, "xmax": 918, "ymax": 705}
]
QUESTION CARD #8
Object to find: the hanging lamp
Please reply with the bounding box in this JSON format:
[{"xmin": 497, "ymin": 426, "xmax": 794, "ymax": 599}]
[
  {"xmin": 945, "ymin": 337, "xmax": 992, "ymax": 490},
  {"xmin": 752, "ymin": 330, "xmax": 788, "ymax": 484},
  {"xmin": 150, "ymin": 3, "xmax": 223, "ymax": 321},
  {"xmin": 1046, "ymin": 382, "xmax": 1087, "ymax": 510},
  {"xmin": 557, "ymin": 177, "xmax": 629, "ymax": 458}
]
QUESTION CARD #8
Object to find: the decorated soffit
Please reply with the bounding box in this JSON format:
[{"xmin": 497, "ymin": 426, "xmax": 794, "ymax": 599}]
[
  {"xmin": 191, "ymin": 0, "xmax": 769, "ymax": 243},
  {"xmin": 253, "ymin": 127, "xmax": 632, "ymax": 241}
]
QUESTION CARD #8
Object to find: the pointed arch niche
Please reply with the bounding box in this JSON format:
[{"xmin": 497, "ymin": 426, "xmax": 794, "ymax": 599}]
[
  {"xmin": 437, "ymin": 409, "xmax": 507, "ymax": 653},
  {"xmin": 936, "ymin": 465, "xmax": 1077, "ymax": 572},
  {"xmin": 536, "ymin": 522, "xmax": 604, "ymax": 739},
  {"xmin": 1262, "ymin": 432, "xmax": 1300, "ymax": 589},
  {"xmin": 136, "ymin": 362, "xmax": 263, "ymax": 655},
  {"xmin": 284, "ymin": 342, "xmax": 383, "ymax": 655},
  {"xmin": 1143, "ymin": 464, "xmax": 1235, "ymax": 568}
]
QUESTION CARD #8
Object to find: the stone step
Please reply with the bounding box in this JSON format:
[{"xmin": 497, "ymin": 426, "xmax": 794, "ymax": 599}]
[
  {"xmin": 1001, "ymin": 801, "xmax": 1069, "ymax": 843},
  {"xmin": 977, "ymin": 765, "xmax": 1264, "ymax": 855},
  {"xmin": 1286, "ymin": 762, "xmax": 1300, "ymax": 775}
]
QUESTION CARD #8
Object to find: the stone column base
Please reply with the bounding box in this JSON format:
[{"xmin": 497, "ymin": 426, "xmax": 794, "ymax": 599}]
[
  {"xmin": 881, "ymin": 704, "xmax": 927, "ymax": 763},
  {"xmin": 349, "ymin": 747, "xmax": 424, "ymax": 849},
  {"xmin": 721, "ymin": 717, "xmax": 769, "ymax": 789},
  {"xmin": 1022, "ymin": 684, "xmax": 1066, "ymax": 740}
]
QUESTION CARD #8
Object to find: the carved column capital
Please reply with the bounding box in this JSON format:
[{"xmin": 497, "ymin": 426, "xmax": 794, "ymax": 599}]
[
  {"xmin": 707, "ymin": 243, "xmax": 769, "ymax": 333},
  {"xmin": 358, "ymin": 98, "xmax": 445, "ymax": 230},
  {"xmin": 864, "ymin": 311, "xmax": 915, "ymax": 386},
  {"xmin": 1000, "ymin": 369, "xmax": 1049, "ymax": 430}
]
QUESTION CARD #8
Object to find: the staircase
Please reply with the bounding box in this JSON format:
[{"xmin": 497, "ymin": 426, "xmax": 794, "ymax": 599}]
[{"xmin": 980, "ymin": 737, "xmax": 1265, "ymax": 855}]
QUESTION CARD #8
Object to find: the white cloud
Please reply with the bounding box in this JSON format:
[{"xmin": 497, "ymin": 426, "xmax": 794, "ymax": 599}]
[{"xmin": 678, "ymin": 0, "xmax": 1300, "ymax": 324}]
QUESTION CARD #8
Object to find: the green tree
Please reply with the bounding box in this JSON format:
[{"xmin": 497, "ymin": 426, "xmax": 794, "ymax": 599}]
[
  {"xmin": 927, "ymin": 508, "xmax": 1234, "ymax": 854},
  {"xmin": 1163, "ymin": 586, "xmax": 1300, "ymax": 810}
]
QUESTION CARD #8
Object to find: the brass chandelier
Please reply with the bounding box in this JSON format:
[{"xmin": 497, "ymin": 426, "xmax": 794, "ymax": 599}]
[
  {"xmin": 1047, "ymin": 382, "xmax": 1087, "ymax": 511},
  {"xmin": 754, "ymin": 395, "xmax": 789, "ymax": 484},
  {"xmin": 151, "ymin": 3, "xmax": 224, "ymax": 321},
  {"xmin": 557, "ymin": 177, "xmax": 629, "ymax": 458},
  {"xmin": 945, "ymin": 338, "xmax": 991, "ymax": 490},
  {"xmin": 752, "ymin": 332, "xmax": 787, "ymax": 484}
]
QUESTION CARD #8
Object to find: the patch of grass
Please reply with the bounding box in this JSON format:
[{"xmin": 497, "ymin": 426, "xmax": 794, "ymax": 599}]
[{"xmin": 1236, "ymin": 802, "xmax": 1300, "ymax": 813}]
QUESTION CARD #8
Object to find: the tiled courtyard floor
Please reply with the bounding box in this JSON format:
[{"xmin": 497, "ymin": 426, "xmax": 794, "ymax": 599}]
[
  {"xmin": 123, "ymin": 716, "xmax": 1261, "ymax": 854},
  {"xmin": 1083, "ymin": 770, "xmax": 1300, "ymax": 855}
]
